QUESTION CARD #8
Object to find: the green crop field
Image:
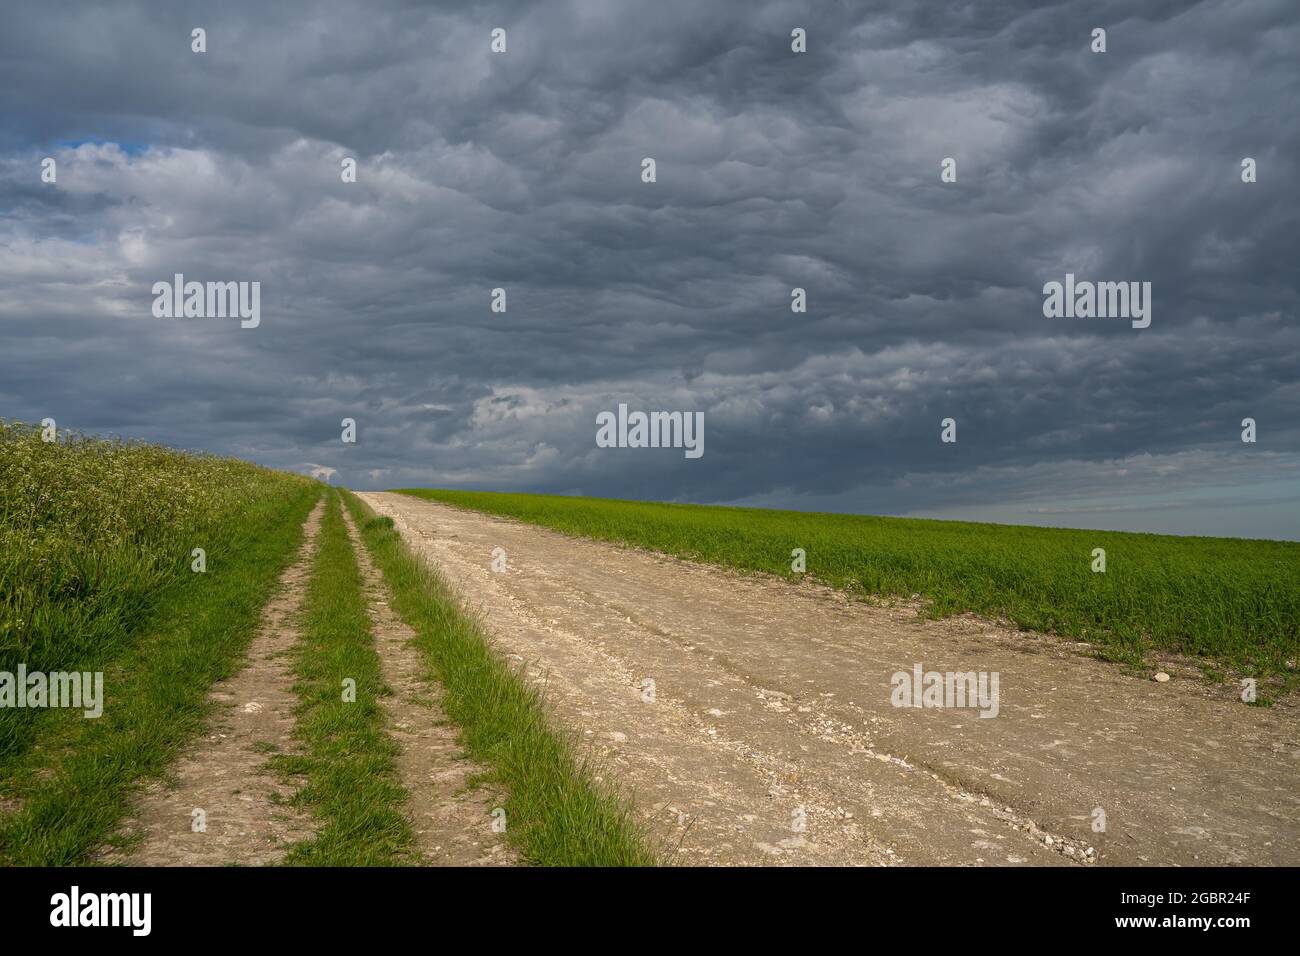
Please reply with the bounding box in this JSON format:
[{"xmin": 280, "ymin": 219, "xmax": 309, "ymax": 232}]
[{"xmin": 396, "ymin": 489, "xmax": 1300, "ymax": 691}]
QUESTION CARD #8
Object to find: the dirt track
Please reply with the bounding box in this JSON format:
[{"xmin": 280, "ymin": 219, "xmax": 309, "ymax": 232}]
[
  {"xmin": 341, "ymin": 508, "xmax": 514, "ymax": 866},
  {"xmin": 104, "ymin": 499, "xmax": 516, "ymax": 867},
  {"xmin": 102, "ymin": 502, "xmax": 323, "ymax": 865},
  {"xmin": 360, "ymin": 492, "xmax": 1300, "ymax": 867}
]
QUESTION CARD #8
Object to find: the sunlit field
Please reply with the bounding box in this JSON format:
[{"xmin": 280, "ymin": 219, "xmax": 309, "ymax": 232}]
[{"xmin": 399, "ymin": 489, "xmax": 1300, "ymax": 693}]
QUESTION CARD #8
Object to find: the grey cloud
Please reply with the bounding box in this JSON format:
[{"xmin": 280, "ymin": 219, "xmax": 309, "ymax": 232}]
[{"xmin": 1, "ymin": 0, "xmax": 1297, "ymax": 538}]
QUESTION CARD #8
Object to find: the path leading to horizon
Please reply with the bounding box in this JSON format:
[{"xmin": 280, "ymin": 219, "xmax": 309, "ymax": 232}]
[{"xmin": 362, "ymin": 491, "xmax": 1300, "ymax": 867}]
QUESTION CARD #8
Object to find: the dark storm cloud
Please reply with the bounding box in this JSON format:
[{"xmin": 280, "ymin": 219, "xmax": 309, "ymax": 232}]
[{"xmin": 1, "ymin": 0, "xmax": 1297, "ymax": 537}]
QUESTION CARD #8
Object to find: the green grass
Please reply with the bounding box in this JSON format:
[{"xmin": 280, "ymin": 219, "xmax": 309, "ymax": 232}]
[
  {"xmin": 395, "ymin": 489, "xmax": 1300, "ymax": 691},
  {"xmin": 1, "ymin": 419, "xmax": 314, "ymax": 765},
  {"xmin": 274, "ymin": 490, "xmax": 414, "ymax": 866},
  {"xmin": 342, "ymin": 490, "xmax": 657, "ymax": 866},
  {"xmin": 0, "ymin": 425, "xmax": 318, "ymax": 864}
]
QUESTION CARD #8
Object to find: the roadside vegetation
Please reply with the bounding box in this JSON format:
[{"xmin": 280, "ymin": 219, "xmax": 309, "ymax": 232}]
[
  {"xmin": 0, "ymin": 420, "xmax": 317, "ymax": 864},
  {"xmin": 274, "ymin": 490, "xmax": 414, "ymax": 866},
  {"xmin": 343, "ymin": 490, "xmax": 657, "ymax": 866},
  {"xmin": 396, "ymin": 489, "xmax": 1300, "ymax": 692}
]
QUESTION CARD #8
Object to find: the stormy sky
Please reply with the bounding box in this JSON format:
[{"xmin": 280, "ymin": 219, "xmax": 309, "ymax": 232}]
[{"xmin": 2, "ymin": 0, "xmax": 1297, "ymax": 539}]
